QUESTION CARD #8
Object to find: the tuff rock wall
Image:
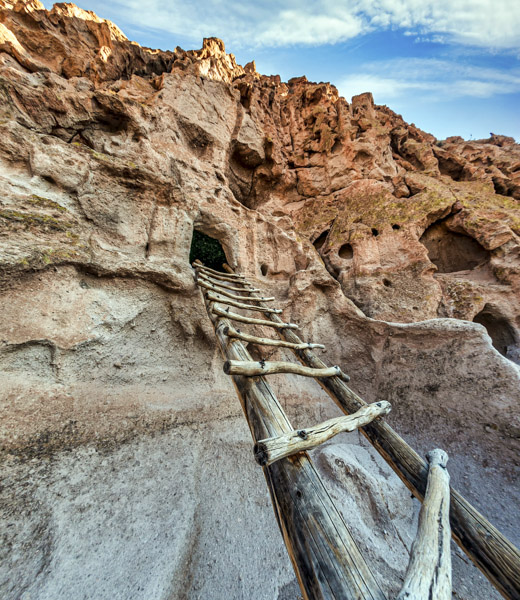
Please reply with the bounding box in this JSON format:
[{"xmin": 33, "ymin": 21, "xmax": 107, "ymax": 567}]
[{"xmin": 0, "ymin": 2, "xmax": 519, "ymax": 599}]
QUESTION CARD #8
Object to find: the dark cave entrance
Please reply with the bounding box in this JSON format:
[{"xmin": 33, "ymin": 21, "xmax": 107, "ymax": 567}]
[
  {"xmin": 419, "ymin": 220, "xmax": 489, "ymax": 273},
  {"xmin": 338, "ymin": 243, "xmax": 353, "ymax": 260},
  {"xmin": 189, "ymin": 230, "xmax": 228, "ymax": 272},
  {"xmin": 313, "ymin": 229, "xmax": 330, "ymax": 252},
  {"xmin": 473, "ymin": 305, "xmax": 517, "ymax": 358}
]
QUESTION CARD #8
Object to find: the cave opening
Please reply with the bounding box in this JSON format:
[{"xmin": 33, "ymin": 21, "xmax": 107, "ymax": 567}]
[
  {"xmin": 189, "ymin": 229, "xmax": 228, "ymax": 272},
  {"xmin": 420, "ymin": 220, "xmax": 489, "ymax": 273},
  {"xmin": 338, "ymin": 243, "xmax": 353, "ymax": 260},
  {"xmin": 313, "ymin": 229, "xmax": 330, "ymax": 252},
  {"xmin": 473, "ymin": 305, "xmax": 517, "ymax": 358}
]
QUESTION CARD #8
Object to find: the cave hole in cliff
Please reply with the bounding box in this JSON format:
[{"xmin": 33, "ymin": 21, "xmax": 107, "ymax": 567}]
[
  {"xmin": 473, "ymin": 305, "xmax": 517, "ymax": 358},
  {"xmin": 313, "ymin": 229, "xmax": 330, "ymax": 252},
  {"xmin": 419, "ymin": 220, "xmax": 489, "ymax": 273},
  {"xmin": 392, "ymin": 224, "xmax": 401, "ymax": 230},
  {"xmin": 436, "ymin": 154, "xmax": 465, "ymax": 181},
  {"xmin": 371, "ymin": 228, "xmax": 379, "ymax": 237},
  {"xmin": 189, "ymin": 230, "xmax": 228, "ymax": 272},
  {"xmin": 260, "ymin": 264, "xmax": 268, "ymax": 276},
  {"xmin": 492, "ymin": 177, "xmax": 514, "ymax": 197},
  {"xmin": 338, "ymin": 243, "xmax": 353, "ymax": 260}
]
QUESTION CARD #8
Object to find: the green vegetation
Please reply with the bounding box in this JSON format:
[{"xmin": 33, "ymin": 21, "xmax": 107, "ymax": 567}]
[
  {"xmin": 0, "ymin": 209, "xmax": 72, "ymax": 232},
  {"xmin": 189, "ymin": 230, "xmax": 227, "ymax": 271},
  {"xmin": 28, "ymin": 194, "xmax": 68, "ymax": 212}
]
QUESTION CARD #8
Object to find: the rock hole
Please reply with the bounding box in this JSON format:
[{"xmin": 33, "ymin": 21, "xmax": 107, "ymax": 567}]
[
  {"xmin": 260, "ymin": 264, "xmax": 268, "ymax": 276},
  {"xmin": 420, "ymin": 220, "xmax": 489, "ymax": 273},
  {"xmin": 383, "ymin": 278, "xmax": 392, "ymax": 287},
  {"xmin": 392, "ymin": 224, "xmax": 400, "ymax": 230},
  {"xmin": 338, "ymin": 243, "xmax": 353, "ymax": 260},
  {"xmin": 492, "ymin": 176, "xmax": 514, "ymax": 197},
  {"xmin": 436, "ymin": 153, "xmax": 465, "ymax": 181},
  {"xmin": 331, "ymin": 138, "xmax": 343, "ymax": 154},
  {"xmin": 371, "ymin": 228, "xmax": 379, "ymax": 237},
  {"xmin": 313, "ymin": 229, "xmax": 330, "ymax": 252},
  {"xmin": 189, "ymin": 229, "xmax": 227, "ymax": 272},
  {"xmin": 473, "ymin": 304, "xmax": 517, "ymax": 359}
]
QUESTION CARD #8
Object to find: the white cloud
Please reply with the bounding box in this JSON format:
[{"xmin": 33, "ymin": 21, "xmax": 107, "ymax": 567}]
[
  {"xmin": 339, "ymin": 58, "xmax": 520, "ymax": 103},
  {"xmin": 64, "ymin": 0, "xmax": 520, "ymax": 51}
]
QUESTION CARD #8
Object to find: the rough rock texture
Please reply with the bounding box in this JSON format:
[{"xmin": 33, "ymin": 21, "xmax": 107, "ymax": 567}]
[{"xmin": 0, "ymin": 2, "xmax": 519, "ymax": 599}]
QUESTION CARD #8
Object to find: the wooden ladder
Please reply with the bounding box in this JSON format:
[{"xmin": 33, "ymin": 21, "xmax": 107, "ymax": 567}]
[{"xmin": 193, "ymin": 261, "xmax": 520, "ymax": 600}]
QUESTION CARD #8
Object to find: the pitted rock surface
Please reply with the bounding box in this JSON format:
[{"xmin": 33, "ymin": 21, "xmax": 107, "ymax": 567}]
[{"xmin": 0, "ymin": 2, "xmax": 519, "ymax": 599}]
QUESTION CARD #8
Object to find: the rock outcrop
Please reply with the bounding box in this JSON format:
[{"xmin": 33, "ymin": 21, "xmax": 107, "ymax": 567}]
[{"xmin": 0, "ymin": 2, "xmax": 519, "ymax": 599}]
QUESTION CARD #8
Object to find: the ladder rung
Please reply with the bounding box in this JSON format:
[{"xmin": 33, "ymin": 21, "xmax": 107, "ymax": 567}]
[
  {"xmin": 212, "ymin": 306, "xmax": 298, "ymax": 329},
  {"xmin": 223, "ymin": 326, "xmax": 325, "ymax": 350},
  {"xmin": 254, "ymin": 401, "xmax": 391, "ymax": 466},
  {"xmin": 196, "ymin": 264, "xmax": 245, "ymax": 280},
  {"xmin": 206, "ymin": 292, "xmax": 282, "ymax": 314},
  {"xmin": 198, "ymin": 273, "xmax": 260, "ymax": 293},
  {"xmin": 197, "ymin": 270, "xmax": 248, "ymax": 284},
  {"xmin": 197, "ymin": 280, "xmax": 274, "ymax": 302},
  {"xmin": 223, "ymin": 359, "xmax": 349, "ymax": 382}
]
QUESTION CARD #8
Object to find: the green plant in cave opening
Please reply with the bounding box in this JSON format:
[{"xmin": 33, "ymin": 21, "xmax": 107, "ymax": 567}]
[{"xmin": 189, "ymin": 230, "xmax": 227, "ymax": 272}]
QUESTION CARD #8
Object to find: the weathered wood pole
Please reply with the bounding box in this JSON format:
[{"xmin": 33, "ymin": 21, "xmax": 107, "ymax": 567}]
[
  {"xmin": 206, "ymin": 291, "xmax": 282, "ymax": 313},
  {"xmin": 198, "ymin": 274, "xmax": 261, "ymax": 293},
  {"xmin": 197, "ymin": 280, "xmax": 275, "ymax": 302},
  {"xmin": 197, "ymin": 264, "xmax": 245, "ymax": 279},
  {"xmin": 254, "ymin": 401, "xmax": 391, "ymax": 467},
  {"xmin": 223, "ymin": 326, "xmax": 324, "ymax": 350},
  {"xmin": 223, "ymin": 359, "xmax": 350, "ymax": 381},
  {"xmin": 396, "ymin": 449, "xmax": 452, "ymax": 600},
  {"xmin": 212, "ymin": 305, "xmax": 298, "ymax": 329}
]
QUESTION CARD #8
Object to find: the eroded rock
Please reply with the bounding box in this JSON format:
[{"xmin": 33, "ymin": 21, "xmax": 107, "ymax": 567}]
[{"xmin": 0, "ymin": 2, "xmax": 518, "ymax": 599}]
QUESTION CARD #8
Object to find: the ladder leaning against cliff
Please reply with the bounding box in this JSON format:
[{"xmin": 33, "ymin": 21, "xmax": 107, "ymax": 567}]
[{"xmin": 193, "ymin": 260, "xmax": 520, "ymax": 600}]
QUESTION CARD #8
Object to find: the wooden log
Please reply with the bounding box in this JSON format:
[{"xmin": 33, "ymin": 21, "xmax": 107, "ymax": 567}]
[
  {"xmin": 197, "ymin": 280, "xmax": 275, "ymax": 302},
  {"xmin": 223, "ymin": 359, "xmax": 350, "ymax": 382},
  {"xmin": 196, "ymin": 263, "xmax": 245, "ymax": 280},
  {"xmin": 206, "ymin": 291, "xmax": 282, "ymax": 314},
  {"xmin": 258, "ymin": 301, "xmax": 520, "ymax": 599},
  {"xmin": 254, "ymin": 401, "xmax": 391, "ymax": 466},
  {"xmin": 197, "ymin": 272, "xmax": 261, "ymax": 293},
  {"xmin": 196, "ymin": 270, "xmax": 248, "ymax": 284},
  {"xmin": 200, "ymin": 299, "xmax": 388, "ymax": 600},
  {"xmin": 212, "ymin": 305, "xmax": 298, "ymax": 330},
  {"xmin": 397, "ymin": 449, "xmax": 451, "ymax": 600},
  {"xmin": 223, "ymin": 326, "xmax": 325, "ymax": 350}
]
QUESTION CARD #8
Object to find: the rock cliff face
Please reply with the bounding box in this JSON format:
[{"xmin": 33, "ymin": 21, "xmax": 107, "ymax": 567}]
[{"xmin": 0, "ymin": 2, "xmax": 519, "ymax": 599}]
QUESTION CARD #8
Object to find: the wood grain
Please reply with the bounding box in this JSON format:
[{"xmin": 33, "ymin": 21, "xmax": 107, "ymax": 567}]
[
  {"xmin": 197, "ymin": 272, "xmax": 261, "ymax": 293},
  {"xmin": 206, "ymin": 291, "xmax": 282, "ymax": 313},
  {"xmin": 255, "ymin": 401, "xmax": 391, "ymax": 466},
  {"xmin": 197, "ymin": 279, "xmax": 274, "ymax": 302},
  {"xmin": 212, "ymin": 305, "xmax": 298, "ymax": 329},
  {"xmin": 397, "ymin": 449, "xmax": 452, "ymax": 600},
  {"xmin": 223, "ymin": 325, "xmax": 325, "ymax": 350},
  {"xmin": 223, "ymin": 359, "xmax": 350, "ymax": 382}
]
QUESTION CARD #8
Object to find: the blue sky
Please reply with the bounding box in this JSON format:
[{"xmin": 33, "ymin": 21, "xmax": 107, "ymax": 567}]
[{"xmin": 42, "ymin": 0, "xmax": 520, "ymax": 141}]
